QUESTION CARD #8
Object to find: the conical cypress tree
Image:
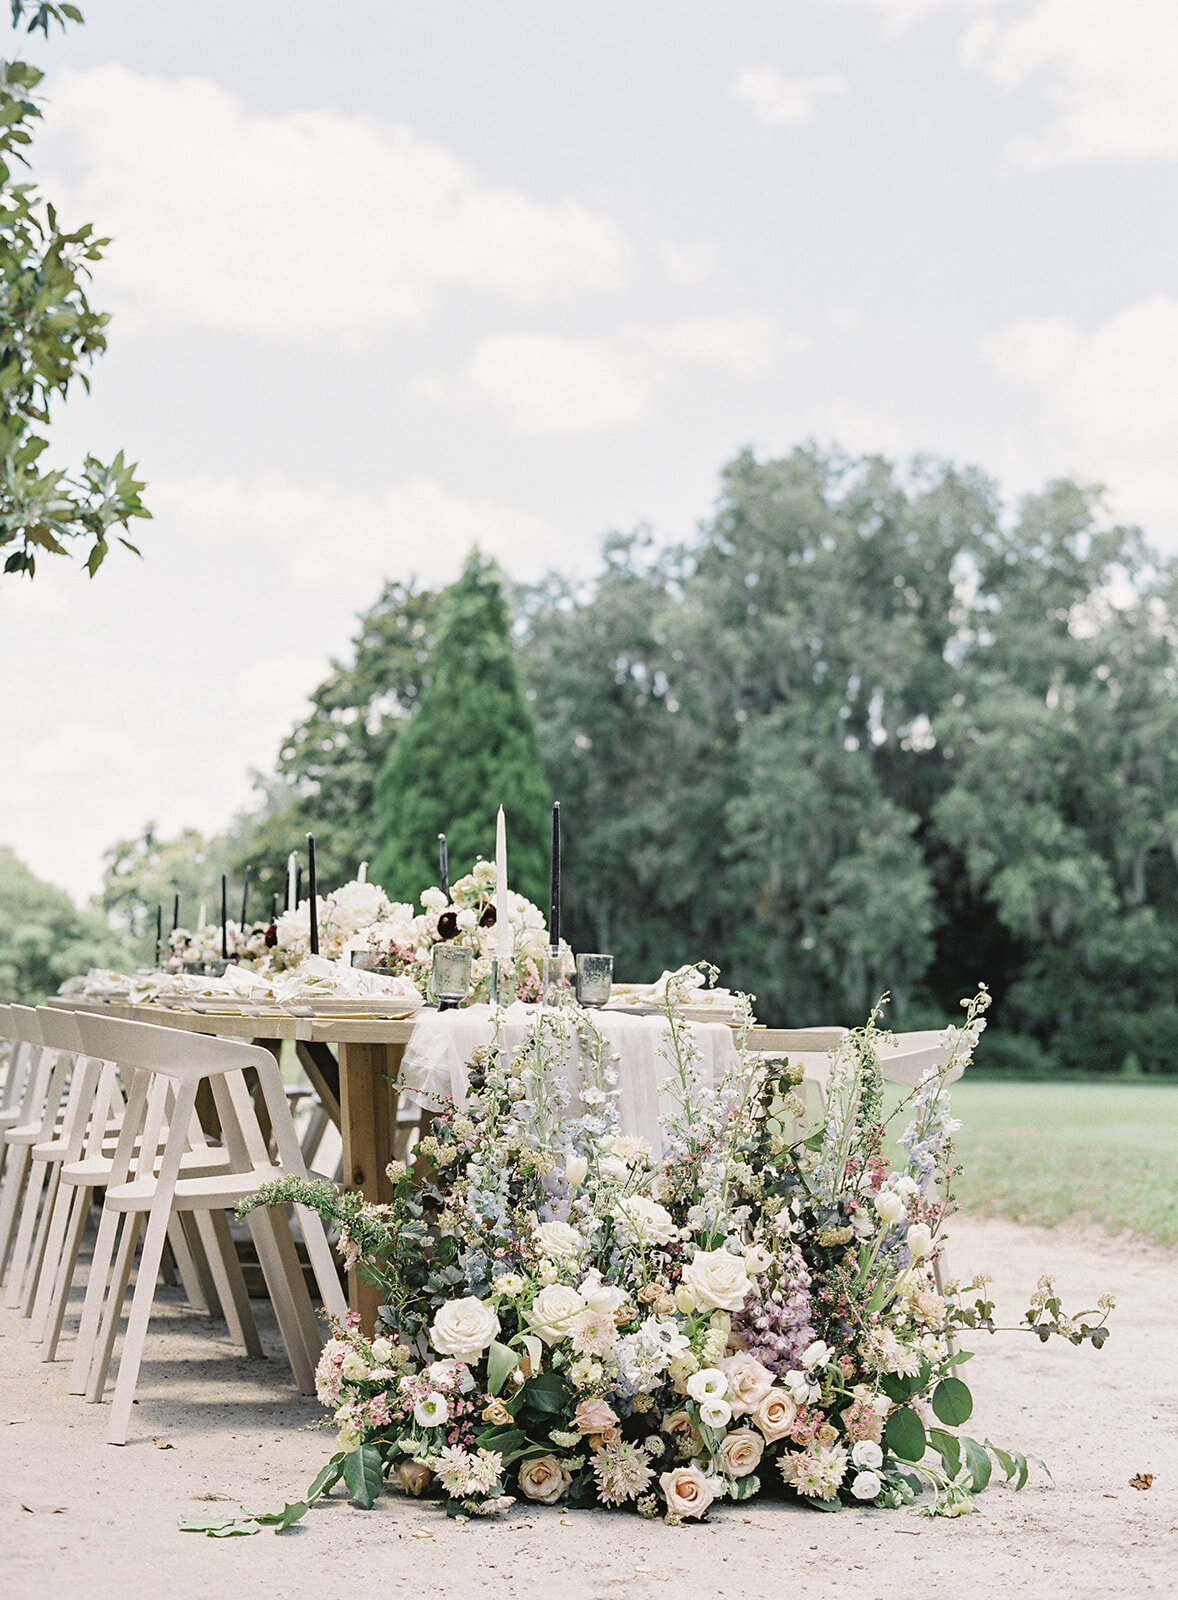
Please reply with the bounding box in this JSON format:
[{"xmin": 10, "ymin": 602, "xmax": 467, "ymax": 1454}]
[{"xmin": 373, "ymin": 553, "xmax": 552, "ymax": 907}]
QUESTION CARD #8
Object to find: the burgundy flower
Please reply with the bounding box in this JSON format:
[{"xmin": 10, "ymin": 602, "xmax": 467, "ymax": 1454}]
[
  {"xmin": 479, "ymin": 903, "xmax": 497, "ymax": 929},
  {"xmin": 264, "ymin": 923, "xmax": 278, "ymax": 947},
  {"xmin": 436, "ymin": 911, "xmax": 459, "ymax": 941}
]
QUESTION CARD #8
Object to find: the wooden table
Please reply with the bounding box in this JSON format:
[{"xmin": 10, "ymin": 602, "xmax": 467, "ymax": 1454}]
[{"xmin": 51, "ymin": 1000, "xmax": 843, "ymax": 1329}]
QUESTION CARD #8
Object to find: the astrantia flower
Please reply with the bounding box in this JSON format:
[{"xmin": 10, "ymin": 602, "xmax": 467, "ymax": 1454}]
[{"xmin": 593, "ymin": 1440, "xmax": 656, "ymax": 1505}]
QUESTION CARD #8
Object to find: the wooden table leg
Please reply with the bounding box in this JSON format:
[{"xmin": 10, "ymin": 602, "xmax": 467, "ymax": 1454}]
[{"xmin": 337, "ymin": 1040, "xmax": 405, "ymax": 1331}]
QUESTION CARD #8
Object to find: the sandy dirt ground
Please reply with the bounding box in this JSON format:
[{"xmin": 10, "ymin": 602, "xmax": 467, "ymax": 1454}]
[{"xmin": 0, "ymin": 1214, "xmax": 1175, "ymax": 1600}]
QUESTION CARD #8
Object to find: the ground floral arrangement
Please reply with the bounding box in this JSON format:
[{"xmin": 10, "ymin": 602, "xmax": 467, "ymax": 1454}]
[{"xmin": 188, "ymin": 976, "xmax": 1113, "ymax": 1537}]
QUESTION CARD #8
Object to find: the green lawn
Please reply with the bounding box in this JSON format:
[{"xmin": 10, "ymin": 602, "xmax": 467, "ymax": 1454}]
[{"xmin": 887, "ymin": 1080, "xmax": 1178, "ymax": 1247}]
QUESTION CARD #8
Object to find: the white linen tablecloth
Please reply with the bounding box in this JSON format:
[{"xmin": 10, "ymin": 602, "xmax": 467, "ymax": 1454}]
[{"xmin": 399, "ymin": 1002, "xmax": 741, "ymax": 1152}]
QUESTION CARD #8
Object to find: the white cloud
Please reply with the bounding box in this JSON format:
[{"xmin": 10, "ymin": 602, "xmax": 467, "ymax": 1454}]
[
  {"xmin": 731, "ymin": 66, "xmax": 849, "ymax": 128},
  {"xmin": 460, "ymin": 315, "xmax": 781, "ymax": 436},
  {"xmin": 847, "ymin": 0, "xmax": 1178, "ymax": 164},
  {"xmin": 150, "ymin": 474, "xmax": 559, "ymax": 589},
  {"xmin": 984, "ymin": 294, "xmax": 1178, "ymax": 532},
  {"xmin": 21, "ymin": 724, "xmax": 142, "ymax": 781},
  {"xmin": 659, "ymin": 240, "xmax": 716, "ymax": 286},
  {"xmin": 39, "ymin": 65, "xmax": 630, "ymax": 338}
]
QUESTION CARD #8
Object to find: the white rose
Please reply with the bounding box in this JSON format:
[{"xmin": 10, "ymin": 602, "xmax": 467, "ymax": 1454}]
[
  {"xmin": 533, "ymin": 1220, "xmax": 585, "ymax": 1259},
  {"xmin": 686, "ymin": 1367, "xmax": 729, "ymax": 1403},
  {"xmin": 874, "ymin": 1190, "xmax": 905, "ymax": 1225},
  {"xmin": 421, "ymin": 887, "xmax": 448, "ymax": 912},
  {"xmin": 599, "ymin": 1156, "xmax": 629, "ymax": 1182},
  {"xmin": 340, "ymin": 1351, "xmax": 369, "ymax": 1382},
  {"xmin": 456, "ymin": 908, "xmax": 477, "ymax": 931},
  {"xmin": 526, "ymin": 1284, "xmax": 586, "ymax": 1344},
  {"xmin": 906, "ymin": 1223, "xmax": 934, "ymax": 1260},
  {"xmin": 680, "ymin": 1248, "xmax": 753, "ymax": 1314},
  {"xmin": 613, "ymin": 1195, "xmax": 677, "ymax": 1248},
  {"xmin": 851, "ymin": 1469, "xmax": 883, "ymax": 1500},
  {"xmin": 370, "ymin": 1336, "xmax": 393, "ymax": 1364},
  {"xmin": 565, "ymin": 1152, "xmax": 589, "ymax": 1189},
  {"xmin": 430, "ymin": 1296, "xmax": 501, "ymax": 1359},
  {"xmin": 852, "ymin": 1439, "xmax": 884, "ymax": 1470}
]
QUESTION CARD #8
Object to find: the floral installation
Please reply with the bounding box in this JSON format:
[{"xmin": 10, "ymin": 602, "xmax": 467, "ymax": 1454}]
[{"xmin": 190, "ymin": 976, "xmax": 1112, "ymax": 1535}]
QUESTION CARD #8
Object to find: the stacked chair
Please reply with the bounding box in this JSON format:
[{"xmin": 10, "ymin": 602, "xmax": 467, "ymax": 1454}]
[{"xmin": 0, "ymin": 1004, "xmax": 346, "ymax": 1445}]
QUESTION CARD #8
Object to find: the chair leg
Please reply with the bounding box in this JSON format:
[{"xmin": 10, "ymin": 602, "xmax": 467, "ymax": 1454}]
[
  {"xmin": 0, "ymin": 1144, "xmax": 33, "ymax": 1282},
  {"xmin": 87, "ymin": 1212, "xmax": 141, "ymax": 1404},
  {"xmin": 69, "ymin": 1196, "xmax": 121, "ymax": 1394},
  {"xmin": 30, "ymin": 1174, "xmax": 76, "ymax": 1339},
  {"xmin": 167, "ymin": 1214, "xmax": 213, "ymax": 1317},
  {"xmin": 295, "ymin": 1203, "xmax": 347, "ymax": 1317},
  {"xmin": 105, "ymin": 1205, "xmax": 171, "ymax": 1446},
  {"xmin": 200, "ymin": 1209, "xmax": 264, "ymax": 1359},
  {"xmin": 41, "ymin": 1185, "xmax": 89, "ymax": 1361},
  {"xmin": 21, "ymin": 1164, "xmax": 61, "ymax": 1317},
  {"xmin": 246, "ymin": 1208, "xmax": 317, "ymax": 1393},
  {"xmin": 4, "ymin": 1160, "xmax": 48, "ymax": 1308}
]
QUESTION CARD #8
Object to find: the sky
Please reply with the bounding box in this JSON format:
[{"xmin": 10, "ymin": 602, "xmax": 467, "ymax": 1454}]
[{"xmin": 2, "ymin": 0, "xmax": 1176, "ymax": 903}]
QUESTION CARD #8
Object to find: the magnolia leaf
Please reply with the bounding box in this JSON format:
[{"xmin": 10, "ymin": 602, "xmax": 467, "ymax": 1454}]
[
  {"xmin": 486, "ymin": 1340, "xmax": 518, "ymax": 1397},
  {"xmin": 341, "ymin": 1444, "xmax": 384, "ymax": 1510},
  {"xmin": 931, "ymin": 1377, "xmax": 973, "ymax": 1426},
  {"xmin": 884, "ymin": 1406, "xmax": 927, "ymax": 1463}
]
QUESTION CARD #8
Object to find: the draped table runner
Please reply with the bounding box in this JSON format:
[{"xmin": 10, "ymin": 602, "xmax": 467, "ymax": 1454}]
[{"xmin": 399, "ymin": 1002, "xmax": 742, "ymax": 1151}]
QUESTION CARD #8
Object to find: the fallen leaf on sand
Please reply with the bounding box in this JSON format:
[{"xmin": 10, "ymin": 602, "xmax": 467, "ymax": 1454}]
[
  {"xmin": 411, "ymin": 1529, "xmax": 434, "ymax": 1539},
  {"xmin": 152, "ymin": 1438, "xmax": 174, "ymax": 1450},
  {"xmin": 21, "ymin": 1503, "xmax": 66, "ymax": 1515},
  {"xmin": 6, "ymin": 1417, "xmax": 31, "ymax": 1425},
  {"xmin": 1130, "ymin": 1474, "xmax": 1154, "ymax": 1491}
]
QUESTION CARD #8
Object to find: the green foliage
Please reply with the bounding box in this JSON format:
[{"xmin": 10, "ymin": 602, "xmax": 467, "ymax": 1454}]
[
  {"xmin": 1, "ymin": 4, "xmax": 149, "ymax": 578},
  {"xmin": 0, "ymin": 844, "xmax": 129, "ymax": 1000},
  {"xmin": 98, "ymin": 823, "xmax": 213, "ymax": 937},
  {"xmin": 374, "ymin": 552, "xmax": 550, "ymax": 906}
]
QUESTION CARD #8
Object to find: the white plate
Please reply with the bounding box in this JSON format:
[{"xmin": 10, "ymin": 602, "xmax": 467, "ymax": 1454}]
[{"xmin": 279, "ymin": 996, "xmax": 422, "ymax": 1017}]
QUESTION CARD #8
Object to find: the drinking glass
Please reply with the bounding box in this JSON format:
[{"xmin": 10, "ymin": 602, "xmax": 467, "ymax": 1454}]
[
  {"xmin": 431, "ymin": 943, "xmax": 473, "ymax": 1010},
  {"xmin": 575, "ymin": 953, "xmax": 613, "ymax": 1008}
]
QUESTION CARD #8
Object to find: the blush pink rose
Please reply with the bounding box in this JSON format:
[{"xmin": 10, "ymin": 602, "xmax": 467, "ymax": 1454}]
[
  {"xmin": 660, "ymin": 1464, "xmax": 716, "ymax": 1520},
  {"xmin": 720, "ymin": 1352, "xmax": 776, "ymax": 1417},
  {"xmin": 719, "ymin": 1427, "xmax": 764, "ymax": 1478},
  {"xmin": 753, "ymin": 1389, "xmax": 799, "ymax": 1443},
  {"xmin": 573, "ymin": 1397, "xmax": 619, "ymax": 1436}
]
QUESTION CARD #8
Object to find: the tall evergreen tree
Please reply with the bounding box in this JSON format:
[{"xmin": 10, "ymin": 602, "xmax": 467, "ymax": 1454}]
[{"xmin": 373, "ymin": 553, "xmax": 551, "ymax": 907}]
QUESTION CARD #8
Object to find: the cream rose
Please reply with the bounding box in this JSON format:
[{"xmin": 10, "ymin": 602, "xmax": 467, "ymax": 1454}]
[
  {"xmin": 430, "ymin": 1295, "xmax": 501, "ymax": 1359},
  {"xmin": 612, "ymin": 1195, "xmax": 677, "ymax": 1247},
  {"xmin": 679, "ymin": 1248, "xmax": 753, "ymax": 1313},
  {"xmin": 580, "ymin": 1270, "xmax": 629, "ymax": 1317},
  {"xmin": 720, "ymin": 1352, "xmax": 776, "ymax": 1417},
  {"xmin": 339, "ymin": 1351, "xmax": 369, "ymax": 1381},
  {"xmin": 719, "ymin": 1427, "xmax": 765, "ymax": 1478},
  {"xmin": 753, "ymin": 1389, "xmax": 798, "ymax": 1443},
  {"xmin": 660, "ymin": 1463, "xmax": 717, "ymax": 1519},
  {"xmin": 533, "ymin": 1219, "xmax": 585, "ymax": 1259},
  {"xmin": 526, "ymin": 1284, "xmax": 586, "ymax": 1343},
  {"xmin": 518, "ymin": 1454, "xmax": 573, "ymax": 1504}
]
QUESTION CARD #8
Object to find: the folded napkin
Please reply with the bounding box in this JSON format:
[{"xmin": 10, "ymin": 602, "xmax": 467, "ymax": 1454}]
[
  {"xmin": 272, "ymin": 955, "xmax": 421, "ymax": 1005},
  {"xmin": 648, "ymin": 966, "xmax": 739, "ymax": 1018}
]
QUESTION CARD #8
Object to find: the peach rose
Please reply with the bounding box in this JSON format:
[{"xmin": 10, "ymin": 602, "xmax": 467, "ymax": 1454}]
[
  {"xmin": 753, "ymin": 1388, "xmax": 799, "ymax": 1443},
  {"xmin": 720, "ymin": 1352, "xmax": 776, "ymax": 1417},
  {"xmin": 719, "ymin": 1426, "xmax": 764, "ymax": 1478},
  {"xmin": 482, "ymin": 1398, "xmax": 512, "ymax": 1426},
  {"xmin": 659, "ymin": 1464, "xmax": 717, "ymax": 1520},
  {"xmin": 573, "ymin": 1396, "xmax": 619, "ymax": 1435},
  {"xmin": 518, "ymin": 1454, "xmax": 572, "ymax": 1505},
  {"xmin": 396, "ymin": 1460, "xmax": 432, "ymax": 1497},
  {"xmin": 661, "ymin": 1408, "xmax": 703, "ymax": 1457}
]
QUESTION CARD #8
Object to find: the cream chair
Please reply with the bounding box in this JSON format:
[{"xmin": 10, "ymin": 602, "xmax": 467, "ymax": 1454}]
[{"xmin": 71, "ymin": 1011, "xmax": 346, "ymax": 1445}]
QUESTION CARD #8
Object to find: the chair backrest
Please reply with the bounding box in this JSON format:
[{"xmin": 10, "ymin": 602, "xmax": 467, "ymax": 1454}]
[
  {"xmin": 8, "ymin": 1006, "xmax": 44, "ymax": 1048},
  {"xmin": 36, "ymin": 1007, "xmax": 84, "ymax": 1054}
]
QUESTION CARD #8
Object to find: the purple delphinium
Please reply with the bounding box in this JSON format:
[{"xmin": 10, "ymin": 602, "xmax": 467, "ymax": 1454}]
[{"xmin": 733, "ymin": 1244, "xmax": 815, "ymax": 1375}]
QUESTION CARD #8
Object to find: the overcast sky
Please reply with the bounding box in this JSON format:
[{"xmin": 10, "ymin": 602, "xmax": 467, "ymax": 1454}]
[{"xmin": 3, "ymin": 0, "xmax": 1176, "ymax": 903}]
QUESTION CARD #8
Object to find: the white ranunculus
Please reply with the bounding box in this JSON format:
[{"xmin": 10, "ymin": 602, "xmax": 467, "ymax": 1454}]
[
  {"xmin": 430, "ymin": 1296, "xmax": 501, "ymax": 1359},
  {"xmin": 369, "ymin": 1336, "xmax": 393, "ymax": 1364},
  {"xmin": 851, "ymin": 1469, "xmax": 883, "ymax": 1500},
  {"xmin": 339, "ymin": 1351, "xmax": 369, "ymax": 1381},
  {"xmin": 456, "ymin": 908, "xmax": 477, "ymax": 931},
  {"xmin": 599, "ymin": 1156, "xmax": 629, "ymax": 1182},
  {"xmin": 421, "ymin": 887, "xmax": 448, "ymax": 912},
  {"xmin": 686, "ymin": 1367, "xmax": 729, "ymax": 1403},
  {"xmin": 613, "ymin": 1195, "xmax": 676, "ymax": 1248},
  {"xmin": 906, "ymin": 1223, "xmax": 934, "ymax": 1260},
  {"xmin": 680, "ymin": 1248, "xmax": 754, "ymax": 1314},
  {"xmin": 851, "ymin": 1439, "xmax": 884, "ymax": 1470},
  {"xmin": 875, "ymin": 1190, "xmax": 905, "ymax": 1225},
  {"xmin": 533, "ymin": 1219, "xmax": 585, "ymax": 1259},
  {"xmin": 526, "ymin": 1284, "xmax": 586, "ymax": 1344},
  {"xmin": 565, "ymin": 1152, "xmax": 589, "ymax": 1189}
]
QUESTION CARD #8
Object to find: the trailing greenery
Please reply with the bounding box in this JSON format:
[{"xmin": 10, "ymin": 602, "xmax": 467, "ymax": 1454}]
[{"xmin": 0, "ymin": 1, "xmax": 149, "ymax": 578}]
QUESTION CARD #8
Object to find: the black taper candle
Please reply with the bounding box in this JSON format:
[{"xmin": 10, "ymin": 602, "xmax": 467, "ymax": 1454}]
[
  {"xmin": 155, "ymin": 903, "xmax": 163, "ymax": 962},
  {"xmin": 270, "ymin": 891, "xmax": 278, "ymax": 923},
  {"xmin": 295, "ymin": 865, "xmax": 303, "ymax": 909},
  {"xmin": 438, "ymin": 833, "xmax": 449, "ymax": 900},
  {"xmin": 549, "ymin": 800, "xmax": 561, "ymax": 947},
  {"xmin": 240, "ymin": 864, "xmax": 251, "ymax": 930},
  {"xmin": 172, "ymin": 892, "xmax": 179, "ymax": 931},
  {"xmin": 221, "ymin": 874, "xmax": 228, "ymax": 959},
  {"xmin": 306, "ymin": 833, "xmax": 319, "ymax": 956}
]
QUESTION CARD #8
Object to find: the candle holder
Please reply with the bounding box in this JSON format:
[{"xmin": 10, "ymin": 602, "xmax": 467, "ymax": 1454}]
[
  {"xmin": 489, "ymin": 954, "xmax": 516, "ymax": 1007},
  {"xmin": 575, "ymin": 953, "xmax": 613, "ymax": 1008},
  {"xmin": 431, "ymin": 943, "xmax": 473, "ymax": 1011},
  {"xmin": 541, "ymin": 945, "xmax": 567, "ymax": 1007}
]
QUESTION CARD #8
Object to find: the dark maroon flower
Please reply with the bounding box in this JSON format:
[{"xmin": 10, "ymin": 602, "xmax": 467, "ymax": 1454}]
[
  {"xmin": 264, "ymin": 923, "xmax": 278, "ymax": 947},
  {"xmin": 437, "ymin": 911, "xmax": 459, "ymax": 941},
  {"xmin": 479, "ymin": 903, "xmax": 497, "ymax": 929}
]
